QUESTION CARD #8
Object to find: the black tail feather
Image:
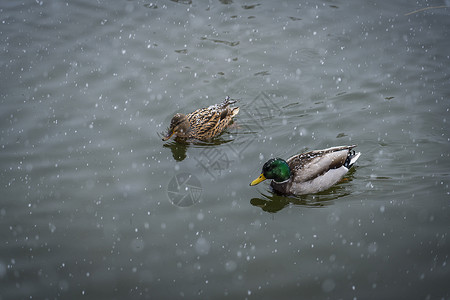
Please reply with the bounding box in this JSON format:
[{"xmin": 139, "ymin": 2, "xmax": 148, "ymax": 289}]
[{"xmin": 344, "ymin": 150, "xmax": 356, "ymax": 169}]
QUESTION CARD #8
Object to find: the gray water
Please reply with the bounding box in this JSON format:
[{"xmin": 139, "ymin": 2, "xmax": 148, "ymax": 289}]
[{"xmin": 1, "ymin": 0, "xmax": 449, "ymax": 299}]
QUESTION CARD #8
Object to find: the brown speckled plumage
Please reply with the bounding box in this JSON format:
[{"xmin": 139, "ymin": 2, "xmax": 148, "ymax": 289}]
[{"xmin": 162, "ymin": 97, "xmax": 239, "ymax": 141}]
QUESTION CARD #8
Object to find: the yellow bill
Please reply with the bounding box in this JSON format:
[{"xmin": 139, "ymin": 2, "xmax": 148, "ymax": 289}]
[
  {"xmin": 250, "ymin": 173, "xmax": 266, "ymax": 186},
  {"xmin": 162, "ymin": 130, "xmax": 174, "ymax": 141}
]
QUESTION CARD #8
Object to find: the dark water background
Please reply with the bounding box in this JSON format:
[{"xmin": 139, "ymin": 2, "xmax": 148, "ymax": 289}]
[{"xmin": 1, "ymin": 0, "xmax": 449, "ymax": 299}]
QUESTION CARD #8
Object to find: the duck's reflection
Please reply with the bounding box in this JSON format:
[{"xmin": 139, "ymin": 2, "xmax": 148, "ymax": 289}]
[
  {"xmin": 250, "ymin": 192, "xmax": 332, "ymax": 213},
  {"xmin": 163, "ymin": 136, "xmax": 234, "ymax": 162},
  {"xmin": 163, "ymin": 140, "xmax": 189, "ymax": 161}
]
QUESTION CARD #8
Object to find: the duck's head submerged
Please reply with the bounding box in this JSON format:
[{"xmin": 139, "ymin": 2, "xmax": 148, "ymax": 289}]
[
  {"xmin": 250, "ymin": 158, "xmax": 291, "ymax": 186},
  {"xmin": 162, "ymin": 113, "xmax": 190, "ymax": 141}
]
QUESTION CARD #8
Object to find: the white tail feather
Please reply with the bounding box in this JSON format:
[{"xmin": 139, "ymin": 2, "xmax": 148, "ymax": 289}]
[{"xmin": 350, "ymin": 152, "xmax": 361, "ymax": 165}]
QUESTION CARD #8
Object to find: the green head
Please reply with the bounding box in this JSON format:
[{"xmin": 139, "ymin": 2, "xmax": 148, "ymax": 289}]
[{"xmin": 250, "ymin": 158, "xmax": 291, "ymax": 186}]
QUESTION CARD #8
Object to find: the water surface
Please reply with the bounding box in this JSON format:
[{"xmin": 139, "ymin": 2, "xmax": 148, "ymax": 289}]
[{"xmin": 1, "ymin": 0, "xmax": 449, "ymax": 299}]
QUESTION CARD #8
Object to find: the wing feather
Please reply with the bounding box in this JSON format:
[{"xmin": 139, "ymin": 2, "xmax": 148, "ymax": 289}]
[{"xmin": 287, "ymin": 146, "xmax": 355, "ymax": 182}]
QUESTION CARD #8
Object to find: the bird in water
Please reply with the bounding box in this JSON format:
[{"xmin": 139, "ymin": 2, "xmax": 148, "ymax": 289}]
[
  {"xmin": 162, "ymin": 96, "xmax": 239, "ymax": 141},
  {"xmin": 250, "ymin": 145, "xmax": 361, "ymax": 195}
]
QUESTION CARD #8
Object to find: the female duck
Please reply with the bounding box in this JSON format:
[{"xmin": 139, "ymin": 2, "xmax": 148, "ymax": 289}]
[
  {"xmin": 250, "ymin": 145, "xmax": 361, "ymax": 195},
  {"xmin": 162, "ymin": 97, "xmax": 239, "ymax": 141}
]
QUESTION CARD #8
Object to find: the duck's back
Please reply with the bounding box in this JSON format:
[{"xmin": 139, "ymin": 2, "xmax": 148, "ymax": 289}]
[
  {"xmin": 186, "ymin": 99, "xmax": 239, "ymax": 140},
  {"xmin": 288, "ymin": 147, "xmax": 351, "ymax": 183}
]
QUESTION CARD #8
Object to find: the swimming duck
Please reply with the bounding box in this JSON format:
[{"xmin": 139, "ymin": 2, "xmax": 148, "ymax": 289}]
[
  {"xmin": 250, "ymin": 145, "xmax": 361, "ymax": 195},
  {"xmin": 162, "ymin": 96, "xmax": 239, "ymax": 141}
]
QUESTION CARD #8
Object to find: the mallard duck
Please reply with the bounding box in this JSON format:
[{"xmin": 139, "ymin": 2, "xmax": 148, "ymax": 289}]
[
  {"xmin": 162, "ymin": 96, "xmax": 239, "ymax": 141},
  {"xmin": 250, "ymin": 145, "xmax": 361, "ymax": 195}
]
